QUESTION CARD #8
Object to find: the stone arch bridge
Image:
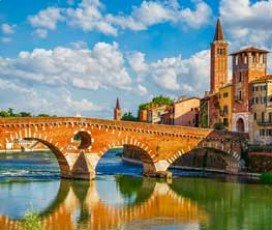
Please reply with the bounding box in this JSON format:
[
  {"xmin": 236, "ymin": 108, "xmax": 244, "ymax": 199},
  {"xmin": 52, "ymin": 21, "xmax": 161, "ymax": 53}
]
[{"xmin": 0, "ymin": 117, "xmax": 248, "ymax": 179}]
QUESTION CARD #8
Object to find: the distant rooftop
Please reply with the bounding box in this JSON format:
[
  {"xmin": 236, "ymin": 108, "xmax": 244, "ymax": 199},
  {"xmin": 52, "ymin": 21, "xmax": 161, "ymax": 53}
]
[
  {"xmin": 250, "ymin": 75, "xmax": 272, "ymax": 84},
  {"xmin": 230, "ymin": 46, "xmax": 270, "ymax": 56}
]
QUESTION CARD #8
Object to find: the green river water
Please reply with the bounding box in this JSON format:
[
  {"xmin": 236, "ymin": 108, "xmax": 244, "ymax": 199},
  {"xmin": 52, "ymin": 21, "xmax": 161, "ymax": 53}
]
[{"xmin": 0, "ymin": 150, "xmax": 271, "ymax": 230}]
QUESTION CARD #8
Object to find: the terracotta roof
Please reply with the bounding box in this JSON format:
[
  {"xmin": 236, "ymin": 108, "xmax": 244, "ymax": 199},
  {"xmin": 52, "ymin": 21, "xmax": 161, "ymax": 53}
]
[
  {"xmin": 230, "ymin": 46, "xmax": 269, "ymax": 56},
  {"xmin": 250, "ymin": 75, "xmax": 272, "ymax": 84},
  {"xmin": 213, "ymin": 18, "xmax": 225, "ymax": 41}
]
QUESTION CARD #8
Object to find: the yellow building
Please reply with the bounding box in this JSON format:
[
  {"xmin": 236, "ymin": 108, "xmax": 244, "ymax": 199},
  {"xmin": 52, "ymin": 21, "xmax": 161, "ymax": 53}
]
[
  {"xmin": 250, "ymin": 75, "xmax": 272, "ymax": 144},
  {"xmin": 218, "ymin": 83, "xmax": 232, "ymax": 130}
]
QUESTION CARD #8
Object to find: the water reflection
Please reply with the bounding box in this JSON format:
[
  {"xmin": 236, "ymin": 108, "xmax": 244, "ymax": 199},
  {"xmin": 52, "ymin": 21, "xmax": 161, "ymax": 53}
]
[{"xmin": 0, "ymin": 176, "xmax": 208, "ymax": 230}]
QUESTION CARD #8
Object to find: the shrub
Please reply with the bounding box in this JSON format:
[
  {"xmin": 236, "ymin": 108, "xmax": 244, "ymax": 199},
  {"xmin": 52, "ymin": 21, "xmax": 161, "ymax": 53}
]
[
  {"xmin": 260, "ymin": 172, "xmax": 272, "ymax": 184},
  {"xmin": 20, "ymin": 210, "xmax": 43, "ymax": 230}
]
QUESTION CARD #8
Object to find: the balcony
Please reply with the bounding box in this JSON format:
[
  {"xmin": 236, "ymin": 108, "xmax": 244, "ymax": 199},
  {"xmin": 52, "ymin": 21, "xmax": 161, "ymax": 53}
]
[{"xmin": 256, "ymin": 120, "xmax": 272, "ymax": 125}]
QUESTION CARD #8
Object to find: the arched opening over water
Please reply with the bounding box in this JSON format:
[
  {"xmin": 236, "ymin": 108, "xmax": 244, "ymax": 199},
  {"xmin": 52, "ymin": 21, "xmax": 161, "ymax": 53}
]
[
  {"xmin": 95, "ymin": 144, "xmax": 155, "ymax": 177},
  {"xmin": 169, "ymin": 147, "xmax": 239, "ymax": 175},
  {"xmin": 2, "ymin": 137, "xmax": 71, "ymax": 178}
]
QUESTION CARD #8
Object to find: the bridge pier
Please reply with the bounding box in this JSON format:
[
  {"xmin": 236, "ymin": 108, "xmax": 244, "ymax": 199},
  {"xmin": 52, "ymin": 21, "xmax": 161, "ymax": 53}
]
[
  {"xmin": 62, "ymin": 152, "xmax": 99, "ymax": 180},
  {"xmin": 143, "ymin": 160, "xmax": 172, "ymax": 179}
]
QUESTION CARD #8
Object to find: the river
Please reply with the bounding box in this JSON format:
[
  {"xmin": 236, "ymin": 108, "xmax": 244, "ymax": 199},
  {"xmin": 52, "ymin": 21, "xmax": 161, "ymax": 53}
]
[{"xmin": 0, "ymin": 149, "xmax": 271, "ymax": 230}]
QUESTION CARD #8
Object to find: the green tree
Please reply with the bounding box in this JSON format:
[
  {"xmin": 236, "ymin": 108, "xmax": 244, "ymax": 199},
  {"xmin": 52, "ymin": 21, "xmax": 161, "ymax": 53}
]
[
  {"xmin": 19, "ymin": 112, "xmax": 32, "ymax": 117},
  {"xmin": 138, "ymin": 95, "xmax": 173, "ymax": 111},
  {"xmin": 121, "ymin": 112, "xmax": 138, "ymax": 121},
  {"xmin": 36, "ymin": 114, "xmax": 51, "ymax": 117},
  {"xmin": 0, "ymin": 110, "xmax": 10, "ymax": 117}
]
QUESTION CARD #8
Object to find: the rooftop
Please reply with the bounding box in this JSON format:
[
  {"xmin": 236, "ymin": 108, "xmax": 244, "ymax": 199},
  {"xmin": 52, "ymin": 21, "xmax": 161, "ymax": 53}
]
[
  {"xmin": 250, "ymin": 75, "xmax": 272, "ymax": 84},
  {"xmin": 230, "ymin": 46, "xmax": 270, "ymax": 56}
]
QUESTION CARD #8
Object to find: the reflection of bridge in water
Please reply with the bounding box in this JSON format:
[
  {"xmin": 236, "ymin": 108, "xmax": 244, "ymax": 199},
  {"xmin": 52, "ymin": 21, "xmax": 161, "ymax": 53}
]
[{"xmin": 0, "ymin": 178, "xmax": 209, "ymax": 230}]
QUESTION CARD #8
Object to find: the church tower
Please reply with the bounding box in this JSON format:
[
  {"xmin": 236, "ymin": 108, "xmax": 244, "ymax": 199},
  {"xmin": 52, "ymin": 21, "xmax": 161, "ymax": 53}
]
[
  {"xmin": 210, "ymin": 18, "xmax": 228, "ymax": 93},
  {"xmin": 114, "ymin": 97, "xmax": 121, "ymax": 121}
]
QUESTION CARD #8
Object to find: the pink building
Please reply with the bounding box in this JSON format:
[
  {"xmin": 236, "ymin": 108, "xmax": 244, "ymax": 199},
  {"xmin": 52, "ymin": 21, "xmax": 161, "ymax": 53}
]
[{"xmin": 174, "ymin": 97, "xmax": 200, "ymax": 127}]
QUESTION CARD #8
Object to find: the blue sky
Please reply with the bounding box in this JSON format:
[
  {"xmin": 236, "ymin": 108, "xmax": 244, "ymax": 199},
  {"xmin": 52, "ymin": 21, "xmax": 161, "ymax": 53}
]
[{"xmin": 0, "ymin": 0, "xmax": 271, "ymax": 118}]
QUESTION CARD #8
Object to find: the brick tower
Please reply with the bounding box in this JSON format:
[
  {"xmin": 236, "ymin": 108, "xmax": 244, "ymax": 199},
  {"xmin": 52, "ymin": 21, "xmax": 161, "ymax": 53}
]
[
  {"xmin": 231, "ymin": 47, "xmax": 268, "ymax": 133},
  {"xmin": 114, "ymin": 97, "xmax": 121, "ymax": 121},
  {"xmin": 210, "ymin": 18, "xmax": 228, "ymax": 93}
]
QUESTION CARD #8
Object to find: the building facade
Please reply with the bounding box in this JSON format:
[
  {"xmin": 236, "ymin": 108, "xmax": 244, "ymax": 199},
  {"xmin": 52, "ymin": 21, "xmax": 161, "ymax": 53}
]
[
  {"xmin": 250, "ymin": 75, "xmax": 272, "ymax": 144},
  {"xmin": 174, "ymin": 97, "xmax": 200, "ymax": 127},
  {"xmin": 230, "ymin": 47, "xmax": 269, "ymax": 135}
]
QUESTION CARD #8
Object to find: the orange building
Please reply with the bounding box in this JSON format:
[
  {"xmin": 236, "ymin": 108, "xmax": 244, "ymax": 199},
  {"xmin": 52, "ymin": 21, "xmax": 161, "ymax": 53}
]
[{"xmin": 200, "ymin": 18, "xmax": 229, "ymax": 129}]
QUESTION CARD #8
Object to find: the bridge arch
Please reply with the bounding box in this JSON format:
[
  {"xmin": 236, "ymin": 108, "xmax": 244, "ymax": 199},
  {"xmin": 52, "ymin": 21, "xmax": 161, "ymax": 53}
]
[
  {"xmin": 168, "ymin": 146, "xmax": 241, "ymax": 173},
  {"xmin": 6, "ymin": 131, "xmax": 71, "ymax": 178}
]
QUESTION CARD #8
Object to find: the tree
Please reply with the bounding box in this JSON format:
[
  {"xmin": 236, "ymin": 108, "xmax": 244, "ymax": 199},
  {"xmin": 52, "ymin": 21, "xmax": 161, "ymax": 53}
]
[
  {"xmin": 0, "ymin": 111, "xmax": 10, "ymax": 117},
  {"xmin": 19, "ymin": 112, "xmax": 32, "ymax": 117},
  {"xmin": 121, "ymin": 112, "xmax": 138, "ymax": 121},
  {"xmin": 8, "ymin": 108, "xmax": 14, "ymax": 117},
  {"xmin": 36, "ymin": 114, "xmax": 51, "ymax": 117},
  {"xmin": 138, "ymin": 95, "xmax": 173, "ymax": 111}
]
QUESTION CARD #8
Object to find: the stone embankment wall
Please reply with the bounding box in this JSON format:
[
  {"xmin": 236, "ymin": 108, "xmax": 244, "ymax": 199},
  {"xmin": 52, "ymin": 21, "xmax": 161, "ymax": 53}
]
[{"xmin": 247, "ymin": 152, "xmax": 272, "ymax": 173}]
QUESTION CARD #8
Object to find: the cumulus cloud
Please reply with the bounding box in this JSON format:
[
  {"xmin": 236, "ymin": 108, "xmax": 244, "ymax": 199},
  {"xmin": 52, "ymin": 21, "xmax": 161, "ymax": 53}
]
[
  {"xmin": 27, "ymin": 0, "xmax": 212, "ymax": 37},
  {"xmin": 33, "ymin": 29, "xmax": 48, "ymax": 38},
  {"xmin": 28, "ymin": 7, "xmax": 63, "ymax": 30},
  {"xmin": 65, "ymin": 0, "xmax": 117, "ymax": 36},
  {"xmin": 0, "ymin": 42, "xmax": 131, "ymax": 90},
  {"xmin": 107, "ymin": 0, "xmax": 212, "ymax": 31},
  {"xmin": 1, "ymin": 23, "xmax": 15, "ymax": 35},
  {"xmin": 220, "ymin": 0, "xmax": 272, "ymax": 49},
  {"xmin": 128, "ymin": 50, "xmax": 210, "ymax": 96}
]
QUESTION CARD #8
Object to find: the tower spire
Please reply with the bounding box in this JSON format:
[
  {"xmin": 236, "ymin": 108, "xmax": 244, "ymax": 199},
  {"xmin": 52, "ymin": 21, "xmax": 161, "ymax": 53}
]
[
  {"xmin": 213, "ymin": 18, "xmax": 225, "ymax": 41},
  {"xmin": 114, "ymin": 97, "xmax": 121, "ymax": 121},
  {"xmin": 115, "ymin": 97, "xmax": 120, "ymax": 110}
]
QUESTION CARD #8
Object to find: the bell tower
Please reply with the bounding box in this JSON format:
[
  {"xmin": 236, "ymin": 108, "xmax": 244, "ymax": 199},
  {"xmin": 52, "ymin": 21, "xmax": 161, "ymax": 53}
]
[
  {"xmin": 210, "ymin": 18, "xmax": 228, "ymax": 93},
  {"xmin": 114, "ymin": 97, "xmax": 121, "ymax": 121}
]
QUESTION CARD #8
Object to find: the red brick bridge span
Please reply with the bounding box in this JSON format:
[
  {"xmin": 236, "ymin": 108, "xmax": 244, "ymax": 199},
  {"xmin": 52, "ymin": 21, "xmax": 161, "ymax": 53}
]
[{"xmin": 0, "ymin": 117, "xmax": 248, "ymax": 179}]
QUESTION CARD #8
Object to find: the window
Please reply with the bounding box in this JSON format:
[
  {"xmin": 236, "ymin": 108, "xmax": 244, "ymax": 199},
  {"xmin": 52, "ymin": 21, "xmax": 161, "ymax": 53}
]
[
  {"xmin": 238, "ymin": 72, "xmax": 242, "ymax": 82},
  {"xmin": 269, "ymin": 112, "xmax": 272, "ymax": 122},
  {"xmin": 252, "ymin": 86, "xmax": 254, "ymax": 92},
  {"xmin": 223, "ymin": 118, "xmax": 228, "ymax": 127},
  {"xmin": 223, "ymin": 92, "xmax": 228, "ymax": 98},
  {"xmin": 260, "ymin": 129, "xmax": 265, "ymax": 136},
  {"xmin": 223, "ymin": 105, "xmax": 228, "ymax": 115},
  {"xmin": 244, "ymin": 56, "xmax": 247, "ymax": 64},
  {"xmin": 252, "ymin": 53, "xmax": 256, "ymax": 63},
  {"xmin": 256, "ymin": 97, "xmax": 259, "ymax": 104},
  {"xmin": 235, "ymin": 56, "xmax": 238, "ymax": 65},
  {"xmin": 262, "ymin": 112, "xmax": 265, "ymax": 122},
  {"xmin": 239, "ymin": 91, "xmax": 242, "ymax": 100},
  {"xmin": 254, "ymin": 113, "xmax": 257, "ymax": 120}
]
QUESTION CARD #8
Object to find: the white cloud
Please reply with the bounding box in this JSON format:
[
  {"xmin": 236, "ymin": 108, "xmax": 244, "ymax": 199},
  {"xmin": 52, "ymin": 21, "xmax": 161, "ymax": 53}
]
[
  {"xmin": 65, "ymin": 0, "xmax": 117, "ymax": 36},
  {"xmin": 33, "ymin": 29, "xmax": 48, "ymax": 38},
  {"xmin": 220, "ymin": 0, "xmax": 272, "ymax": 49},
  {"xmin": 1, "ymin": 23, "xmax": 15, "ymax": 35},
  {"xmin": 28, "ymin": 7, "xmax": 63, "ymax": 30},
  {"xmin": 108, "ymin": 0, "xmax": 212, "ymax": 31},
  {"xmin": 28, "ymin": 0, "xmax": 212, "ymax": 37},
  {"xmin": 129, "ymin": 50, "xmax": 210, "ymax": 95},
  {"xmin": 0, "ymin": 42, "xmax": 131, "ymax": 91}
]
